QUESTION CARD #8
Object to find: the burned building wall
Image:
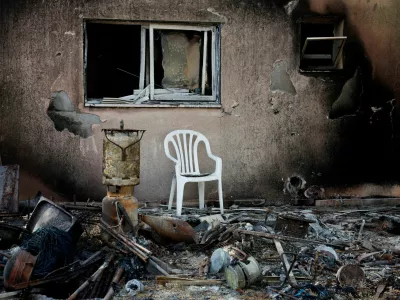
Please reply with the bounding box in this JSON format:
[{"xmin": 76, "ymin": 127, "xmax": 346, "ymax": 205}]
[
  {"xmin": 0, "ymin": 0, "xmax": 398, "ymax": 203},
  {"xmin": 298, "ymin": 0, "xmax": 400, "ymax": 193},
  {"xmin": 302, "ymin": 0, "xmax": 400, "ymax": 99}
]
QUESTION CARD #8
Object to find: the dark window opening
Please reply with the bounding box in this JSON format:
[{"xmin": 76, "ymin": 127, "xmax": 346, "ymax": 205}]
[
  {"xmin": 84, "ymin": 22, "xmax": 220, "ymax": 105},
  {"xmin": 86, "ymin": 23, "xmax": 141, "ymax": 99},
  {"xmin": 153, "ymin": 30, "xmax": 164, "ymax": 89},
  {"xmin": 299, "ymin": 18, "xmax": 346, "ymax": 71},
  {"xmin": 301, "ymin": 23, "xmax": 334, "ymax": 54}
]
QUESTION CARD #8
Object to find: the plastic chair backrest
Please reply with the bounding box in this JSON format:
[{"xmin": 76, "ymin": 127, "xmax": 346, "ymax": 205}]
[{"xmin": 164, "ymin": 130, "xmax": 211, "ymax": 175}]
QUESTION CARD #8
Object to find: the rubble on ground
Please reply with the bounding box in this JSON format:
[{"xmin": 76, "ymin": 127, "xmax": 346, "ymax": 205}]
[{"xmin": 1, "ymin": 198, "xmax": 400, "ymax": 299}]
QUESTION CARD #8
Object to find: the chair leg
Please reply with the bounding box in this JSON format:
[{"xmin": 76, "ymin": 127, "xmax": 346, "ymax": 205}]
[
  {"xmin": 176, "ymin": 179, "xmax": 185, "ymax": 216},
  {"xmin": 218, "ymin": 179, "xmax": 224, "ymax": 214},
  {"xmin": 168, "ymin": 175, "xmax": 176, "ymax": 210},
  {"xmin": 198, "ymin": 182, "xmax": 205, "ymax": 209}
]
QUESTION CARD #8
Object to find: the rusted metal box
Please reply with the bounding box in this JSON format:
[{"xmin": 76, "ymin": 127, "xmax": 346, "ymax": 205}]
[{"xmin": 274, "ymin": 214, "xmax": 315, "ymax": 238}]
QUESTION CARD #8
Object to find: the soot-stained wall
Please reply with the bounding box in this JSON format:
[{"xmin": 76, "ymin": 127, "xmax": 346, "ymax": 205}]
[
  {"xmin": 301, "ymin": 0, "xmax": 400, "ymax": 191},
  {"xmin": 0, "ymin": 0, "xmax": 399, "ymax": 203}
]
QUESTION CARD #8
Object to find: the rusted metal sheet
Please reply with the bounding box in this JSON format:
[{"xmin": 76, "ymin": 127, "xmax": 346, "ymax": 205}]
[
  {"xmin": 0, "ymin": 165, "xmax": 19, "ymax": 213},
  {"xmin": 275, "ymin": 214, "xmax": 315, "ymax": 238},
  {"xmin": 3, "ymin": 249, "xmax": 37, "ymax": 290},
  {"xmin": 140, "ymin": 215, "xmax": 198, "ymax": 243}
]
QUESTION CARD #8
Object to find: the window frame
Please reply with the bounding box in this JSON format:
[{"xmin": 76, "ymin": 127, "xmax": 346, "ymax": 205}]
[
  {"xmin": 83, "ymin": 20, "xmax": 221, "ymax": 107},
  {"xmin": 298, "ymin": 16, "xmax": 347, "ymax": 72}
]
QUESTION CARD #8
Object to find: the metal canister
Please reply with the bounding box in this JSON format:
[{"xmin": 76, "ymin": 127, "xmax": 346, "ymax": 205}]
[
  {"xmin": 224, "ymin": 264, "xmax": 246, "ymax": 289},
  {"xmin": 275, "ymin": 214, "xmax": 315, "ymax": 238},
  {"xmin": 238, "ymin": 256, "xmax": 261, "ymax": 286},
  {"xmin": 101, "ymin": 121, "xmax": 145, "ymax": 232},
  {"xmin": 210, "ymin": 248, "xmax": 231, "ymax": 274},
  {"xmin": 336, "ymin": 264, "xmax": 365, "ymax": 287},
  {"xmin": 102, "ymin": 124, "xmax": 145, "ymax": 187},
  {"xmin": 102, "ymin": 187, "xmax": 139, "ymax": 231}
]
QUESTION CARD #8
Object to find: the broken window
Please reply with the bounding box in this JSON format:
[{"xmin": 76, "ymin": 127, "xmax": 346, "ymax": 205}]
[
  {"xmin": 299, "ymin": 17, "xmax": 347, "ymax": 71},
  {"xmin": 84, "ymin": 21, "xmax": 220, "ymax": 106}
]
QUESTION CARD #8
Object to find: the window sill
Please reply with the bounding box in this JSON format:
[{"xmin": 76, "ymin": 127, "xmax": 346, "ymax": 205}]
[
  {"xmin": 299, "ymin": 68, "xmax": 344, "ymax": 74},
  {"xmin": 85, "ymin": 101, "xmax": 222, "ymax": 109}
]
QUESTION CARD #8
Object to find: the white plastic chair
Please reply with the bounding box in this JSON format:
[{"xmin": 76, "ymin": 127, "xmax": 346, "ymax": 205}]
[{"xmin": 164, "ymin": 130, "xmax": 224, "ymax": 216}]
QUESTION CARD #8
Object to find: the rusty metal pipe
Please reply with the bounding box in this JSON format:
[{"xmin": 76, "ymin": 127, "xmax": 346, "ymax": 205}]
[
  {"xmin": 100, "ymin": 220, "xmax": 148, "ymax": 261},
  {"xmin": 103, "ymin": 267, "xmax": 124, "ymax": 300},
  {"xmin": 148, "ymin": 258, "xmax": 170, "ymax": 276},
  {"xmin": 89, "ymin": 267, "xmax": 105, "ymax": 299},
  {"xmin": 100, "ymin": 221, "xmax": 148, "ymax": 260},
  {"xmin": 80, "ymin": 249, "xmax": 104, "ymax": 267},
  {"xmin": 131, "ymin": 240, "xmax": 152, "ymax": 255},
  {"xmin": 67, "ymin": 254, "xmax": 115, "ymax": 300}
]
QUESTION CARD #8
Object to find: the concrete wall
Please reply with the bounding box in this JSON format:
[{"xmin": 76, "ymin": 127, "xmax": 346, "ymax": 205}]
[{"xmin": 0, "ymin": 0, "xmax": 399, "ymax": 203}]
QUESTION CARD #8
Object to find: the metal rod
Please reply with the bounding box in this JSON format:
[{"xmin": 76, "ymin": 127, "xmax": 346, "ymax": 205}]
[
  {"xmin": 149, "ymin": 25, "xmax": 154, "ymax": 99},
  {"xmin": 67, "ymin": 254, "xmax": 115, "ymax": 300},
  {"xmin": 99, "ymin": 220, "xmax": 148, "ymax": 261},
  {"xmin": 201, "ymin": 31, "xmax": 208, "ymax": 95},
  {"xmin": 357, "ymin": 219, "xmax": 366, "ymax": 241},
  {"xmin": 236, "ymin": 230, "xmax": 348, "ymax": 249},
  {"xmin": 103, "ymin": 267, "xmax": 124, "ymax": 300},
  {"xmin": 148, "ymin": 258, "xmax": 170, "ymax": 276},
  {"xmin": 81, "ymin": 249, "xmax": 104, "ymax": 266},
  {"xmin": 62, "ymin": 205, "xmax": 101, "ymax": 211},
  {"xmin": 139, "ymin": 27, "xmax": 146, "ymax": 90}
]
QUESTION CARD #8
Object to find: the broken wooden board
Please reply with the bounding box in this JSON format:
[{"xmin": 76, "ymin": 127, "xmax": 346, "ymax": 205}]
[
  {"xmin": 156, "ymin": 276, "xmax": 222, "ymax": 286},
  {"xmin": 268, "ymin": 232, "xmax": 298, "ymax": 287}
]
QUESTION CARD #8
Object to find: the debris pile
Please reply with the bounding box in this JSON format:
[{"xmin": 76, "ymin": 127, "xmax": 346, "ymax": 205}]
[{"xmin": 1, "ymin": 196, "xmax": 400, "ymax": 299}]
